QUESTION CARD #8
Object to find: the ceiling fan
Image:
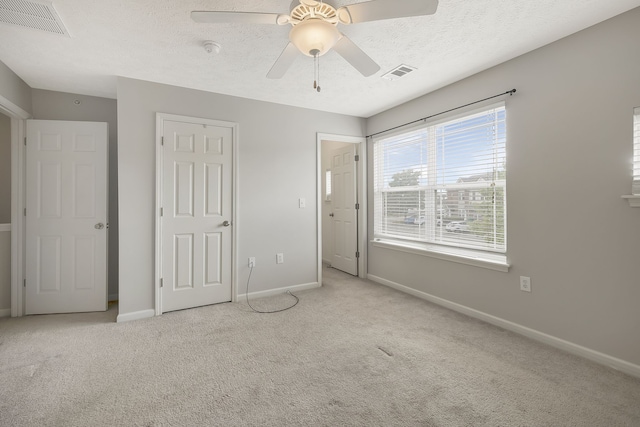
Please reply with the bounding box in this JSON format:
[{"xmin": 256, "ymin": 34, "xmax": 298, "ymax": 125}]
[{"xmin": 191, "ymin": 0, "xmax": 439, "ymax": 83}]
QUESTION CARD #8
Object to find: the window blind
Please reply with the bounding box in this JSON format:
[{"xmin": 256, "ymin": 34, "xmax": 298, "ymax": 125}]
[
  {"xmin": 374, "ymin": 104, "xmax": 506, "ymax": 253},
  {"xmin": 633, "ymin": 107, "xmax": 640, "ymax": 194}
]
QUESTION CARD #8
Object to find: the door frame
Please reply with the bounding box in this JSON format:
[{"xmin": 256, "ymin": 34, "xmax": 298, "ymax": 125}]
[
  {"xmin": 155, "ymin": 113, "xmax": 238, "ymax": 316},
  {"xmin": 2, "ymin": 95, "xmax": 31, "ymax": 318},
  {"xmin": 316, "ymin": 133, "xmax": 367, "ymax": 287}
]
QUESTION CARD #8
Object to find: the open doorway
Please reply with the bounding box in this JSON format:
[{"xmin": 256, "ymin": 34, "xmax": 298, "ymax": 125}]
[
  {"xmin": 0, "ymin": 111, "xmax": 11, "ymax": 316},
  {"xmin": 0, "ymin": 97, "xmax": 29, "ymax": 318},
  {"xmin": 316, "ymin": 133, "xmax": 367, "ymax": 286}
]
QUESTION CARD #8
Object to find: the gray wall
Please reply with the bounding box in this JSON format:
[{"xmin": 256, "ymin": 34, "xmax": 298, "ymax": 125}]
[
  {"xmin": 32, "ymin": 89, "xmax": 119, "ymax": 300},
  {"xmin": 117, "ymin": 77, "xmax": 365, "ymax": 316},
  {"xmin": 366, "ymin": 8, "xmax": 640, "ymax": 366},
  {"xmin": 0, "ymin": 113, "xmax": 10, "ymax": 223},
  {"xmin": 0, "ymin": 59, "xmax": 31, "ymax": 116}
]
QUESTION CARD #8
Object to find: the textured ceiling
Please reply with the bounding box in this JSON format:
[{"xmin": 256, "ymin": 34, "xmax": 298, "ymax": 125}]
[{"xmin": 1, "ymin": 0, "xmax": 639, "ymax": 117}]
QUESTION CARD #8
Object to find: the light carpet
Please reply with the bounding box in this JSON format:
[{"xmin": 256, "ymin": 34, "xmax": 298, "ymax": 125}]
[{"xmin": 1, "ymin": 267, "xmax": 639, "ymax": 426}]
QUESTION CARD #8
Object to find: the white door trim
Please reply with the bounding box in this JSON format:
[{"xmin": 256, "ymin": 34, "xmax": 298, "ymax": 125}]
[
  {"xmin": 316, "ymin": 133, "xmax": 367, "ymax": 287},
  {"xmin": 2, "ymin": 94, "xmax": 31, "ymax": 318},
  {"xmin": 155, "ymin": 113, "xmax": 238, "ymax": 316}
]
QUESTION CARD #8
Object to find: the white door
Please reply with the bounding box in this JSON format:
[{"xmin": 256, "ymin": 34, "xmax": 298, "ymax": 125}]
[
  {"xmin": 25, "ymin": 120, "xmax": 108, "ymax": 314},
  {"xmin": 160, "ymin": 118, "xmax": 233, "ymax": 313},
  {"xmin": 330, "ymin": 145, "xmax": 358, "ymax": 275}
]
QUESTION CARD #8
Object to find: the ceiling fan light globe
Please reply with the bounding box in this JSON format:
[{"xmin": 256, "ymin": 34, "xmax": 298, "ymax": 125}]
[{"xmin": 289, "ymin": 19, "xmax": 340, "ymax": 57}]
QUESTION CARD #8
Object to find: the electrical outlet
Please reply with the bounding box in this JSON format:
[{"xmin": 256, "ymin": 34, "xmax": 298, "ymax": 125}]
[
  {"xmin": 276, "ymin": 253, "xmax": 284, "ymax": 264},
  {"xmin": 248, "ymin": 257, "xmax": 256, "ymax": 268},
  {"xmin": 299, "ymin": 198, "xmax": 306, "ymax": 208},
  {"xmin": 520, "ymin": 276, "xmax": 531, "ymax": 292}
]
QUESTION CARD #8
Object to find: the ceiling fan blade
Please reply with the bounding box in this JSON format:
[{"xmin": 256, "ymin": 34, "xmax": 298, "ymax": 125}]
[
  {"xmin": 191, "ymin": 11, "xmax": 282, "ymax": 25},
  {"xmin": 267, "ymin": 43, "xmax": 300, "ymax": 79},
  {"xmin": 333, "ymin": 35, "xmax": 380, "ymax": 77},
  {"xmin": 338, "ymin": 0, "xmax": 438, "ymax": 24}
]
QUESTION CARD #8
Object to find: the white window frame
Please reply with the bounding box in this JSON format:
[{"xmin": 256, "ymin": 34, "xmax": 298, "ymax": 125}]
[
  {"xmin": 622, "ymin": 106, "xmax": 640, "ymax": 207},
  {"xmin": 634, "ymin": 107, "xmax": 640, "ymax": 194},
  {"xmin": 372, "ymin": 103, "xmax": 509, "ymax": 271}
]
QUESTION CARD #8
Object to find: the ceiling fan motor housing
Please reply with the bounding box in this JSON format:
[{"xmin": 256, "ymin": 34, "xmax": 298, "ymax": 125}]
[{"xmin": 290, "ymin": 2, "xmax": 338, "ymax": 23}]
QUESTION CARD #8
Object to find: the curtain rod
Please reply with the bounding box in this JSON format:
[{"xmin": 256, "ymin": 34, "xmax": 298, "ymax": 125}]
[{"xmin": 366, "ymin": 89, "xmax": 517, "ymax": 139}]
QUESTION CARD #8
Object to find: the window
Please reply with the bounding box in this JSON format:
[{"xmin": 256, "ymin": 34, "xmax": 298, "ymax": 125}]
[
  {"xmin": 633, "ymin": 107, "xmax": 640, "ymax": 195},
  {"xmin": 622, "ymin": 107, "xmax": 640, "ymax": 207},
  {"xmin": 373, "ymin": 104, "xmax": 506, "ymax": 256},
  {"xmin": 325, "ymin": 169, "xmax": 332, "ymax": 201}
]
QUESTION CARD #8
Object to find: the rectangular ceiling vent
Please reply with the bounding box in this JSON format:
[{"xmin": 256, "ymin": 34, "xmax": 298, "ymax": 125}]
[
  {"xmin": 382, "ymin": 64, "xmax": 418, "ymax": 81},
  {"xmin": 0, "ymin": 0, "xmax": 70, "ymax": 36}
]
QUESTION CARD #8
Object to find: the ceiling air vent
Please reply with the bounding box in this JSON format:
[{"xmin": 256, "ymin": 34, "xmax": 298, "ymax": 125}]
[
  {"xmin": 0, "ymin": 0, "xmax": 70, "ymax": 36},
  {"xmin": 382, "ymin": 64, "xmax": 417, "ymax": 81}
]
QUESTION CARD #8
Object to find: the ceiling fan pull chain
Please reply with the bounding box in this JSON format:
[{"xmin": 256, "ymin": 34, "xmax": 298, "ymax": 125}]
[{"xmin": 314, "ymin": 52, "xmax": 321, "ymax": 92}]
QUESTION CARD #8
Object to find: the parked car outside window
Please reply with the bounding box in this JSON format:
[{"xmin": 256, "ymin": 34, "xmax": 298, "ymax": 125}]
[
  {"xmin": 445, "ymin": 221, "xmax": 469, "ymax": 232},
  {"xmin": 404, "ymin": 215, "xmax": 425, "ymax": 225}
]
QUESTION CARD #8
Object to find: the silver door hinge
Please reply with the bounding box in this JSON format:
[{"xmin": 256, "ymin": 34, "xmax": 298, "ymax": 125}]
[
  {"xmin": 23, "ymin": 279, "xmax": 26, "ymax": 288},
  {"xmin": 355, "ymin": 154, "xmax": 360, "ymax": 162},
  {"xmin": 23, "ymin": 208, "xmax": 26, "ymax": 216},
  {"xmin": 160, "ymin": 278, "xmax": 164, "ymax": 288},
  {"xmin": 161, "ymin": 136, "xmax": 164, "ymax": 146},
  {"xmin": 355, "ymin": 203, "xmax": 360, "ymax": 210},
  {"xmin": 356, "ymin": 252, "xmax": 360, "ymax": 258},
  {"xmin": 160, "ymin": 207, "xmax": 164, "ymax": 217},
  {"xmin": 24, "ymin": 137, "xmax": 27, "ymax": 146}
]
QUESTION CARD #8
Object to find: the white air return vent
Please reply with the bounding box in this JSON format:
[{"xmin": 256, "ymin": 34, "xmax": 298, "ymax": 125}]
[
  {"xmin": 382, "ymin": 64, "xmax": 417, "ymax": 81},
  {"xmin": 0, "ymin": 0, "xmax": 70, "ymax": 36}
]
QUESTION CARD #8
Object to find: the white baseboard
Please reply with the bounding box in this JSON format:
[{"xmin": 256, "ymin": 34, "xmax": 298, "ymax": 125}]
[
  {"xmin": 368, "ymin": 274, "xmax": 640, "ymax": 379},
  {"xmin": 116, "ymin": 309, "xmax": 155, "ymax": 323},
  {"xmin": 0, "ymin": 308, "xmax": 11, "ymax": 318},
  {"xmin": 237, "ymin": 282, "xmax": 320, "ymax": 301},
  {"xmin": 116, "ymin": 282, "xmax": 320, "ymax": 321},
  {"xmin": 108, "ymin": 294, "xmax": 119, "ymax": 302}
]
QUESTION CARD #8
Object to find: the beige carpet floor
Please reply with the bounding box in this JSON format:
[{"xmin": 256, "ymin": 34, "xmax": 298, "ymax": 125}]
[{"xmin": 1, "ymin": 267, "xmax": 640, "ymax": 426}]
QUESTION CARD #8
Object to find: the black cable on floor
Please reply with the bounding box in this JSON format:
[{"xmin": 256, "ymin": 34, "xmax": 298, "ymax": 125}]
[{"xmin": 245, "ymin": 266, "xmax": 299, "ymax": 313}]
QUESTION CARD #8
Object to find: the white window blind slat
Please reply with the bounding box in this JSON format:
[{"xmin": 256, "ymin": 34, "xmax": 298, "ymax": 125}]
[
  {"xmin": 374, "ymin": 104, "xmax": 507, "ymax": 253},
  {"xmin": 633, "ymin": 107, "xmax": 640, "ymax": 194}
]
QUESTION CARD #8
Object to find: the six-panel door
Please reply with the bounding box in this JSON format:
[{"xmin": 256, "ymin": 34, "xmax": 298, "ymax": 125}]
[
  {"xmin": 161, "ymin": 120, "xmax": 232, "ymax": 312},
  {"xmin": 331, "ymin": 145, "xmax": 358, "ymax": 276},
  {"xmin": 25, "ymin": 120, "xmax": 108, "ymax": 314}
]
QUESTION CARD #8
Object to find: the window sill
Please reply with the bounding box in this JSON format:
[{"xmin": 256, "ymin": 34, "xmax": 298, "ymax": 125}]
[
  {"xmin": 621, "ymin": 195, "xmax": 640, "ymax": 207},
  {"xmin": 372, "ymin": 239, "xmax": 510, "ymax": 272}
]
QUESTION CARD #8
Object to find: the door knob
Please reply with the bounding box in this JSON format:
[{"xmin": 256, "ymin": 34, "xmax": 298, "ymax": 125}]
[
  {"xmin": 329, "ymin": 213, "xmax": 334, "ymax": 217},
  {"xmin": 222, "ymin": 220, "xmax": 231, "ymax": 227},
  {"xmin": 95, "ymin": 223, "xmax": 104, "ymax": 230}
]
